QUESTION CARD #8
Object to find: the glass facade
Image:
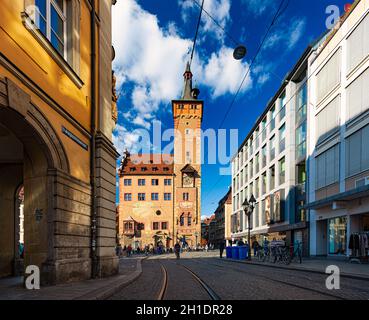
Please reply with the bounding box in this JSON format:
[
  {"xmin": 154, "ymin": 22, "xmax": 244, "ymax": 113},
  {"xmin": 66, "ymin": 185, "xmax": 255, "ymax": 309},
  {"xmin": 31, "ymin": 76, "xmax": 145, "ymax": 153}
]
[
  {"xmin": 296, "ymin": 121, "xmax": 307, "ymax": 160},
  {"xmin": 328, "ymin": 216, "xmax": 347, "ymax": 255}
]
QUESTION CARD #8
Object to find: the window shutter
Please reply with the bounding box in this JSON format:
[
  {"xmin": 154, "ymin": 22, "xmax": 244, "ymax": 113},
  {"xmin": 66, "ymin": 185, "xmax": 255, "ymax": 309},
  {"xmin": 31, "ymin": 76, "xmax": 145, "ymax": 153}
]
[
  {"xmin": 361, "ymin": 125, "xmax": 369, "ymax": 171},
  {"xmin": 364, "ymin": 14, "xmax": 369, "ymax": 65},
  {"xmin": 362, "ymin": 67, "xmax": 369, "ymax": 114},
  {"xmin": 347, "ymin": 20, "xmax": 363, "ymax": 72},
  {"xmin": 317, "ymin": 49, "xmax": 341, "ymax": 102},
  {"xmin": 66, "ymin": 0, "xmax": 81, "ymax": 74},
  {"xmin": 347, "ymin": 131, "xmax": 361, "ymax": 176},
  {"xmin": 316, "ymin": 153, "xmax": 326, "ymax": 189},
  {"xmin": 347, "ymin": 73, "xmax": 362, "ymax": 120},
  {"xmin": 325, "ymin": 147, "xmax": 335, "ymax": 185}
]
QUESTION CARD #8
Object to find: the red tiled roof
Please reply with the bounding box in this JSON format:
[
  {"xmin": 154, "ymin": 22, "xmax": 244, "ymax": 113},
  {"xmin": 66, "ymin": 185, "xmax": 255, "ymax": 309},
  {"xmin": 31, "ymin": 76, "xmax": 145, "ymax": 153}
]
[{"xmin": 119, "ymin": 153, "xmax": 174, "ymax": 176}]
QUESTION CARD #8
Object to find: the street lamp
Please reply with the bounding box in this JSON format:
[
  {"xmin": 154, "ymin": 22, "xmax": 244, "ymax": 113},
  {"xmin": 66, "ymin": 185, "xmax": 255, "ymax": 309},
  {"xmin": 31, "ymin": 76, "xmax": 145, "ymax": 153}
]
[{"xmin": 242, "ymin": 194, "xmax": 256, "ymax": 260}]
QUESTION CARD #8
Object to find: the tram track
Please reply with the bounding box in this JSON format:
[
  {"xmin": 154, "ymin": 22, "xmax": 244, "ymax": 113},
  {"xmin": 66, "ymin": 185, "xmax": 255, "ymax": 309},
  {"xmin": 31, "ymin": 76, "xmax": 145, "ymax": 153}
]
[
  {"xmin": 187, "ymin": 258, "xmax": 349, "ymax": 300},
  {"xmin": 157, "ymin": 260, "xmax": 221, "ymax": 300}
]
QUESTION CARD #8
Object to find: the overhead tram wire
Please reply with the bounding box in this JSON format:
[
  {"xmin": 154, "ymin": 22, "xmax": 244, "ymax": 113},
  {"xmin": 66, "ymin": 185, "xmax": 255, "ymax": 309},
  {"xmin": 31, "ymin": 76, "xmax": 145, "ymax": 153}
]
[
  {"xmin": 216, "ymin": 0, "xmax": 288, "ymax": 129},
  {"xmin": 203, "ymin": 0, "xmax": 288, "ymax": 204},
  {"xmin": 190, "ymin": 0, "xmax": 205, "ymax": 67},
  {"xmin": 192, "ymin": 0, "xmax": 239, "ymax": 46},
  {"xmin": 206, "ymin": 11, "xmax": 353, "ymax": 206}
]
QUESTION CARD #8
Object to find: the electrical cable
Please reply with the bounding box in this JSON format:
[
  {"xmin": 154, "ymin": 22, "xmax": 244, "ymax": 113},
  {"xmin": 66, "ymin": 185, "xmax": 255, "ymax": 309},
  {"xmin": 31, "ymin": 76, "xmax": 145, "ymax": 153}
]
[
  {"xmin": 192, "ymin": 0, "xmax": 239, "ymax": 45},
  {"xmin": 190, "ymin": 0, "xmax": 205, "ymax": 66},
  {"xmin": 216, "ymin": 0, "xmax": 288, "ymax": 129}
]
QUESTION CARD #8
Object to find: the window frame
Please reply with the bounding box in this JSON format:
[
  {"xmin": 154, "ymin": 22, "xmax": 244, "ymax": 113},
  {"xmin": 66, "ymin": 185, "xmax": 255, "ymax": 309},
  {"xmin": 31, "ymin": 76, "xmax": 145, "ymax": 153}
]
[{"xmin": 35, "ymin": 0, "xmax": 67, "ymax": 58}]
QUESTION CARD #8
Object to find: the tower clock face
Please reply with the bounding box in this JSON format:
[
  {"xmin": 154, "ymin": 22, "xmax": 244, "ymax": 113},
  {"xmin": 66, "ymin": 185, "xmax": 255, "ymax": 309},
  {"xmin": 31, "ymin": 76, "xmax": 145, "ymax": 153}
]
[{"xmin": 183, "ymin": 174, "xmax": 193, "ymax": 187}]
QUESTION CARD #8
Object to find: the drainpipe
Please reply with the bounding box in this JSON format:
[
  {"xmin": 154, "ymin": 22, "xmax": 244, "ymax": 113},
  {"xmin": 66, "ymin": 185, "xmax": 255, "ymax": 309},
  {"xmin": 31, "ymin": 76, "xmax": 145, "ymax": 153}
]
[
  {"xmin": 172, "ymin": 172, "xmax": 175, "ymax": 247},
  {"xmin": 89, "ymin": 0, "xmax": 98, "ymax": 279}
]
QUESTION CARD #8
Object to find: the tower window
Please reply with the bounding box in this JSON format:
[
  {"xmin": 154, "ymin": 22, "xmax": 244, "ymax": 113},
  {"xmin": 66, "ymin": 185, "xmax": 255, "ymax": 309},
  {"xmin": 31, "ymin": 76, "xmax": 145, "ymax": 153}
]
[
  {"xmin": 187, "ymin": 214, "xmax": 192, "ymax": 226},
  {"xmin": 180, "ymin": 214, "xmax": 185, "ymax": 226},
  {"xmin": 183, "ymin": 193, "xmax": 189, "ymax": 201}
]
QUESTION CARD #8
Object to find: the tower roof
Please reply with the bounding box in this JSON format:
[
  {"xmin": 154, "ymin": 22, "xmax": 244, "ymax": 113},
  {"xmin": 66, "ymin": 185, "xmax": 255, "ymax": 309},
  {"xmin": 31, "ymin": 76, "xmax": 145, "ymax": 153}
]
[
  {"xmin": 182, "ymin": 61, "xmax": 193, "ymax": 100},
  {"xmin": 181, "ymin": 62, "xmax": 200, "ymax": 100}
]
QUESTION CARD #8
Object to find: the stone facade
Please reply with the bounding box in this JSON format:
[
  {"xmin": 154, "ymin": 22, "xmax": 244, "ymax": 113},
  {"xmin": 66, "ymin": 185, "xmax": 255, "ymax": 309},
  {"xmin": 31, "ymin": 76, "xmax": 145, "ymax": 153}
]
[
  {"xmin": 0, "ymin": 0, "xmax": 119, "ymax": 284},
  {"xmin": 118, "ymin": 63, "xmax": 203, "ymax": 248}
]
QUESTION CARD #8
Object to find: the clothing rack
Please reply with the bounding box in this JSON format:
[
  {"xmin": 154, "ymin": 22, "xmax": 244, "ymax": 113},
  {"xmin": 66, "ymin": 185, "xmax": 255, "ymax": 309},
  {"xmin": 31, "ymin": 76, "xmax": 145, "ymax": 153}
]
[{"xmin": 349, "ymin": 232, "xmax": 369, "ymax": 264}]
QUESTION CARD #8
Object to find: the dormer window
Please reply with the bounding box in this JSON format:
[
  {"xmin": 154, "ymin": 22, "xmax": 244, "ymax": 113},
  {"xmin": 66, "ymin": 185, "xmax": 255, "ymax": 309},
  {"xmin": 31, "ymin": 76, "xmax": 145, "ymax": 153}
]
[
  {"xmin": 129, "ymin": 167, "xmax": 136, "ymax": 172},
  {"xmin": 152, "ymin": 167, "xmax": 158, "ymax": 172},
  {"xmin": 141, "ymin": 167, "xmax": 147, "ymax": 172}
]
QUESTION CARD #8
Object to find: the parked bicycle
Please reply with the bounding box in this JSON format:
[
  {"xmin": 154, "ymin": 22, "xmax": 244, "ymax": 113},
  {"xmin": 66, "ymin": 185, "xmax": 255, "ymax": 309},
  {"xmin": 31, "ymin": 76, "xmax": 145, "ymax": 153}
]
[{"xmin": 287, "ymin": 241, "xmax": 302, "ymax": 265}]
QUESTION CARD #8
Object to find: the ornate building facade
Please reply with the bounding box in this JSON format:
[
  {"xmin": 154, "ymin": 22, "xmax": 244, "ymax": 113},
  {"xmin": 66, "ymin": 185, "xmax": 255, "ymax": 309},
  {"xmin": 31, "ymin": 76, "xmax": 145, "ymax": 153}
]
[
  {"xmin": 0, "ymin": 0, "xmax": 119, "ymax": 284},
  {"xmin": 118, "ymin": 63, "xmax": 203, "ymax": 248}
]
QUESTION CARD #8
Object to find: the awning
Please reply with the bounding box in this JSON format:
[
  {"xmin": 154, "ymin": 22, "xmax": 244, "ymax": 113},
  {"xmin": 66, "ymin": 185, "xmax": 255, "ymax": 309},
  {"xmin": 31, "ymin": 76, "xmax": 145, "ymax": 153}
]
[
  {"xmin": 303, "ymin": 185, "xmax": 369, "ymax": 210},
  {"xmin": 268, "ymin": 221, "xmax": 308, "ymax": 233}
]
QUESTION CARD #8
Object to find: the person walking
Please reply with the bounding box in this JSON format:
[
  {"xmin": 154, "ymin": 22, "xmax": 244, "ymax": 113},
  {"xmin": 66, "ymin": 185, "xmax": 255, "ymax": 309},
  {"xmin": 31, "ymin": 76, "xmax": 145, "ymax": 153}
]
[
  {"xmin": 174, "ymin": 242, "xmax": 181, "ymax": 259},
  {"xmin": 205, "ymin": 244, "xmax": 208, "ymax": 252},
  {"xmin": 127, "ymin": 244, "xmax": 132, "ymax": 257},
  {"xmin": 219, "ymin": 240, "xmax": 226, "ymax": 258},
  {"xmin": 252, "ymin": 239, "xmax": 259, "ymax": 256}
]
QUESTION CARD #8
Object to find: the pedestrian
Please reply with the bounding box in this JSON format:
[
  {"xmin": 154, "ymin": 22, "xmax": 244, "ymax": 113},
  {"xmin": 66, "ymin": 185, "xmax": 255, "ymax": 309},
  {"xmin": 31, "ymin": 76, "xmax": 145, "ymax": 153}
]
[
  {"xmin": 127, "ymin": 244, "xmax": 132, "ymax": 257},
  {"xmin": 174, "ymin": 242, "xmax": 181, "ymax": 259},
  {"xmin": 219, "ymin": 240, "xmax": 226, "ymax": 258},
  {"xmin": 252, "ymin": 239, "xmax": 259, "ymax": 256},
  {"xmin": 205, "ymin": 244, "xmax": 208, "ymax": 252}
]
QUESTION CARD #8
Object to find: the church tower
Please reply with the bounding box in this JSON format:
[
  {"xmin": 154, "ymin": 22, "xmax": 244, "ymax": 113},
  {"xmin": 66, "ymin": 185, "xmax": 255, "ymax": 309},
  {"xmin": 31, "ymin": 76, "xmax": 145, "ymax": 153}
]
[{"xmin": 172, "ymin": 62, "xmax": 203, "ymax": 247}]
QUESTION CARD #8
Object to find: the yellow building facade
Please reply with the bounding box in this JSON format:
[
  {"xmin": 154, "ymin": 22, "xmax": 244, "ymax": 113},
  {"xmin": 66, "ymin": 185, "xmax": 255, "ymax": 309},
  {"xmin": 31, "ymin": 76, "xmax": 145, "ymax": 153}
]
[
  {"xmin": 118, "ymin": 63, "xmax": 203, "ymax": 248},
  {"xmin": 0, "ymin": 0, "xmax": 119, "ymax": 284}
]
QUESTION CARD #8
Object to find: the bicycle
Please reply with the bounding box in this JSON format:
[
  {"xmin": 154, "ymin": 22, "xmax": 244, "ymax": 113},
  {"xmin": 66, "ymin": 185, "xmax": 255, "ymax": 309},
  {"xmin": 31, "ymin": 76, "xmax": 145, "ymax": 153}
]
[
  {"xmin": 271, "ymin": 245, "xmax": 290, "ymax": 265},
  {"xmin": 288, "ymin": 242, "xmax": 302, "ymax": 264}
]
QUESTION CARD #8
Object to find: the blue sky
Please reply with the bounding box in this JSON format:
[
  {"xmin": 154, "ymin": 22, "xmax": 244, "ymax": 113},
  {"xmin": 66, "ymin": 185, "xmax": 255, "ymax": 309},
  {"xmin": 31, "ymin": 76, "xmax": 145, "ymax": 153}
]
[{"xmin": 112, "ymin": 0, "xmax": 350, "ymax": 217}]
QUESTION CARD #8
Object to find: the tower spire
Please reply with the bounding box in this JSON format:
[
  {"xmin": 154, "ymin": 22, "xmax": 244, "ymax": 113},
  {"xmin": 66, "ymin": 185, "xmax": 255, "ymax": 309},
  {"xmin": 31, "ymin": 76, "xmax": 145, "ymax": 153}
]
[{"xmin": 182, "ymin": 61, "xmax": 193, "ymax": 100}]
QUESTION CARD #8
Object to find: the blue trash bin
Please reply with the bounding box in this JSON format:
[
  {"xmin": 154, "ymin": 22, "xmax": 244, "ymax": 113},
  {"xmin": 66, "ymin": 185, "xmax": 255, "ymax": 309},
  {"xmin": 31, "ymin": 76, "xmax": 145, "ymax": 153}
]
[
  {"xmin": 246, "ymin": 244, "xmax": 250, "ymax": 258},
  {"xmin": 239, "ymin": 246, "xmax": 247, "ymax": 260},
  {"xmin": 226, "ymin": 246, "xmax": 232, "ymax": 259},
  {"xmin": 231, "ymin": 246, "xmax": 239, "ymax": 260}
]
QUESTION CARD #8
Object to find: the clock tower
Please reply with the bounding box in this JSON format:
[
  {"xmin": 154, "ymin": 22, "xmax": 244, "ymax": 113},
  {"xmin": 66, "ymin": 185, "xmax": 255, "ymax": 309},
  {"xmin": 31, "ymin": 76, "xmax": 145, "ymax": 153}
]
[{"xmin": 172, "ymin": 62, "xmax": 203, "ymax": 247}]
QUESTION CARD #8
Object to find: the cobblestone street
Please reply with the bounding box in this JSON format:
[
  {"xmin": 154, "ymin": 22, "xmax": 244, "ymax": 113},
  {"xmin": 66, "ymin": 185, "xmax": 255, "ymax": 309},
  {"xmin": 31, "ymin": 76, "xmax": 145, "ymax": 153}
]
[{"xmin": 110, "ymin": 252, "xmax": 369, "ymax": 300}]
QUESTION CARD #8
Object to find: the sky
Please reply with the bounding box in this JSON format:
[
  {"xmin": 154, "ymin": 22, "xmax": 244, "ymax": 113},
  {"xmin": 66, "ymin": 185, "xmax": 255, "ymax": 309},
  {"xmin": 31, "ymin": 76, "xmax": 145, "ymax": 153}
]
[{"xmin": 112, "ymin": 0, "xmax": 350, "ymax": 218}]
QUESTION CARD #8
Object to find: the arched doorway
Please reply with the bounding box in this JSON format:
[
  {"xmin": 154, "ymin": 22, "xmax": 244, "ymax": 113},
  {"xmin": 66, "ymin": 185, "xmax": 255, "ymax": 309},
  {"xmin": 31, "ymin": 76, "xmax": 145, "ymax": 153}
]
[
  {"xmin": 0, "ymin": 79, "xmax": 69, "ymax": 284},
  {"xmin": 0, "ymin": 113, "xmax": 52, "ymax": 280}
]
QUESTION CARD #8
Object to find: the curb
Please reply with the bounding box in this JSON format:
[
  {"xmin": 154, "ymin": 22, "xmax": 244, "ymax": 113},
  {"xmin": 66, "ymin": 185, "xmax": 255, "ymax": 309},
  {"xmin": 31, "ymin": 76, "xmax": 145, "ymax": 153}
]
[
  {"xmin": 222, "ymin": 258, "xmax": 369, "ymax": 281},
  {"xmin": 75, "ymin": 256, "xmax": 147, "ymax": 300}
]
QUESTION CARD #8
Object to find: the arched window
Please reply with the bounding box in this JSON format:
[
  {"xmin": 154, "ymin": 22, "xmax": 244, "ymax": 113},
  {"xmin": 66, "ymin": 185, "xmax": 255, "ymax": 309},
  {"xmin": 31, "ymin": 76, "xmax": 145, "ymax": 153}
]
[{"xmin": 187, "ymin": 213, "xmax": 192, "ymax": 226}]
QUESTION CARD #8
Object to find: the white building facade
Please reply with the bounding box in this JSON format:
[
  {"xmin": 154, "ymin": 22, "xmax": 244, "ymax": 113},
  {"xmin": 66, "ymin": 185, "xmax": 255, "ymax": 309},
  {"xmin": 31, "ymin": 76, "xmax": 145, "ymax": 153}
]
[
  {"xmin": 231, "ymin": 50, "xmax": 312, "ymax": 254},
  {"xmin": 307, "ymin": 0, "xmax": 369, "ymax": 260}
]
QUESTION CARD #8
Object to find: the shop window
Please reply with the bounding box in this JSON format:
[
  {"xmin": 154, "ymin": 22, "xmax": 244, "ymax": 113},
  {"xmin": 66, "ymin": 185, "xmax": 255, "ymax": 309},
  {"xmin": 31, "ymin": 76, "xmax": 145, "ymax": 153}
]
[{"xmin": 328, "ymin": 216, "xmax": 347, "ymax": 255}]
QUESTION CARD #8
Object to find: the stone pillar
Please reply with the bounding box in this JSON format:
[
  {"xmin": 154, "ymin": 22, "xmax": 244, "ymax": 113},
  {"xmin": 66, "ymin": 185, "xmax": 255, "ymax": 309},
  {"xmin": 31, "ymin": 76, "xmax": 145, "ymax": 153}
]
[{"xmin": 95, "ymin": 132, "xmax": 119, "ymax": 277}]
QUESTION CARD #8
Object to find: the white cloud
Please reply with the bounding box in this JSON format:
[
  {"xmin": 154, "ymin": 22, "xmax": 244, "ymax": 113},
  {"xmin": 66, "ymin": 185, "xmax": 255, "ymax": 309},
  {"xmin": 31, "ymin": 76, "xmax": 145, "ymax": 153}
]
[
  {"xmin": 111, "ymin": 0, "xmax": 259, "ymax": 156},
  {"xmin": 178, "ymin": 0, "xmax": 231, "ymax": 42},
  {"xmin": 113, "ymin": 124, "xmax": 141, "ymax": 155},
  {"xmin": 202, "ymin": 46, "xmax": 252, "ymax": 98},
  {"xmin": 242, "ymin": 0, "xmax": 274, "ymax": 16},
  {"xmin": 264, "ymin": 17, "xmax": 306, "ymax": 50},
  {"xmin": 113, "ymin": 0, "xmax": 192, "ymax": 118},
  {"xmin": 132, "ymin": 115, "xmax": 151, "ymax": 129},
  {"xmin": 288, "ymin": 19, "xmax": 306, "ymax": 49},
  {"xmin": 257, "ymin": 73, "xmax": 270, "ymax": 86}
]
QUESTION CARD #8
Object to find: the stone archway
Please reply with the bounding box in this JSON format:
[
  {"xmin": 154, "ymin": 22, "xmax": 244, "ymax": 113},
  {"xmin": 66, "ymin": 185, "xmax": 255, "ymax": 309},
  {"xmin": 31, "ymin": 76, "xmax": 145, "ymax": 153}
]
[{"xmin": 0, "ymin": 77, "xmax": 70, "ymax": 284}]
